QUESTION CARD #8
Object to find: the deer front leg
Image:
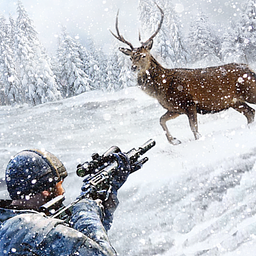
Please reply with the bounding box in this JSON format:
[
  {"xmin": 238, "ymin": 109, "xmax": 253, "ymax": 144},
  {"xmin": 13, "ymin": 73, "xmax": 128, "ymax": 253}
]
[
  {"xmin": 232, "ymin": 102, "xmax": 255, "ymax": 124},
  {"xmin": 160, "ymin": 111, "xmax": 181, "ymax": 145},
  {"xmin": 185, "ymin": 107, "xmax": 201, "ymax": 140}
]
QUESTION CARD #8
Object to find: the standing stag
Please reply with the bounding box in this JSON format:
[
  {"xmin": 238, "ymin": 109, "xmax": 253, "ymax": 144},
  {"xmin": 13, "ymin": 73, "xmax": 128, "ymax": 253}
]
[{"xmin": 111, "ymin": 5, "xmax": 256, "ymax": 145}]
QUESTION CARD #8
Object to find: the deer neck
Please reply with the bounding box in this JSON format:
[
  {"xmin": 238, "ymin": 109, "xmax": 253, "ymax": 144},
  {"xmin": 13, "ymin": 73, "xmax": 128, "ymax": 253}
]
[{"xmin": 137, "ymin": 56, "xmax": 167, "ymax": 97}]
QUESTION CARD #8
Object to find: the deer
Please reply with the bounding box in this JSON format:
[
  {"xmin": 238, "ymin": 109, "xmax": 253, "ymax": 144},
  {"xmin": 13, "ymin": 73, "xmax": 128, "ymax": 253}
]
[{"xmin": 111, "ymin": 5, "xmax": 256, "ymax": 145}]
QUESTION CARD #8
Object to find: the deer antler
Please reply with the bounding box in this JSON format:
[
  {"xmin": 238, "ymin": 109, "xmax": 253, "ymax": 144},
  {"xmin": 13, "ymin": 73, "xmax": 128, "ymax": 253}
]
[
  {"xmin": 110, "ymin": 10, "xmax": 134, "ymax": 50},
  {"xmin": 141, "ymin": 4, "xmax": 164, "ymax": 47}
]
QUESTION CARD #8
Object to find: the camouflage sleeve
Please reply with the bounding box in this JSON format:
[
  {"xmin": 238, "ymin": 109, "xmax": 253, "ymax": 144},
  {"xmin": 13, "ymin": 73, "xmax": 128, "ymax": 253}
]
[
  {"xmin": 102, "ymin": 189, "xmax": 119, "ymax": 231},
  {"xmin": 70, "ymin": 198, "xmax": 117, "ymax": 255}
]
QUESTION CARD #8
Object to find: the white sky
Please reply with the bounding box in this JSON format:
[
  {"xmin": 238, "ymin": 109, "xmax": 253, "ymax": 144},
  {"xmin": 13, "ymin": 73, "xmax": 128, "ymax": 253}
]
[{"xmin": 0, "ymin": 0, "xmax": 244, "ymax": 54}]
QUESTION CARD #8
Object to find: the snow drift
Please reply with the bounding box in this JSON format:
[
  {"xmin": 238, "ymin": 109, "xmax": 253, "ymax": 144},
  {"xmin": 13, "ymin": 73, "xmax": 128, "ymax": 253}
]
[{"xmin": 0, "ymin": 87, "xmax": 256, "ymax": 255}]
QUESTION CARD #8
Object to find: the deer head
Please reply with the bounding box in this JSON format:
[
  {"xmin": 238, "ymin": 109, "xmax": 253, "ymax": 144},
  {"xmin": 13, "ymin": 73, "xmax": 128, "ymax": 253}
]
[{"xmin": 110, "ymin": 5, "xmax": 164, "ymax": 72}]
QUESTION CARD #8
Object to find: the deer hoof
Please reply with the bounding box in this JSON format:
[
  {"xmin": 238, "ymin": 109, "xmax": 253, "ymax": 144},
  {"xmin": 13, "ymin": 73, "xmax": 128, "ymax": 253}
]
[
  {"xmin": 194, "ymin": 132, "xmax": 202, "ymax": 140},
  {"xmin": 170, "ymin": 138, "xmax": 181, "ymax": 145},
  {"xmin": 248, "ymin": 121, "xmax": 256, "ymax": 128}
]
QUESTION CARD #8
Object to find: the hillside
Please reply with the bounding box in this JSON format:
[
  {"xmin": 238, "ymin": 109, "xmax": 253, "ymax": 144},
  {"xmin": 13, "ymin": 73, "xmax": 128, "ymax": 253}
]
[{"xmin": 1, "ymin": 87, "xmax": 256, "ymax": 255}]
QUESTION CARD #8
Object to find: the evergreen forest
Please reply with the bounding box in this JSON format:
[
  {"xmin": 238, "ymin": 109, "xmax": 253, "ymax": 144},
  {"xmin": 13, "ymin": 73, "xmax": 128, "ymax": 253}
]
[{"xmin": 1, "ymin": 0, "xmax": 256, "ymax": 106}]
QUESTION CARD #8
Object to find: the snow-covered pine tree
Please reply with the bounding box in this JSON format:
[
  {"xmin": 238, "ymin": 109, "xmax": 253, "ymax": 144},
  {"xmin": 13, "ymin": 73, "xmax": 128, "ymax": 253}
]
[
  {"xmin": 117, "ymin": 47, "xmax": 136, "ymax": 89},
  {"xmin": 105, "ymin": 50, "xmax": 121, "ymax": 91},
  {"xmin": 220, "ymin": 23, "xmax": 246, "ymax": 63},
  {"xmin": 235, "ymin": 0, "xmax": 256, "ymax": 63},
  {"xmin": 0, "ymin": 16, "xmax": 8, "ymax": 105},
  {"xmin": 93, "ymin": 47, "xmax": 108, "ymax": 91},
  {"xmin": 138, "ymin": 0, "xmax": 188, "ymax": 67},
  {"xmin": 0, "ymin": 15, "xmax": 21, "ymax": 105},
  {"xmin": 79, "ymin": 41, "xmax": 94, "ymax": 89},
  {"xmin": 82, "ymin": 38, "xmax": 107, "ymax": 91},
  {"xmin": 50, "ymin": 55, "xmax": 62, "ymax": 92},
  {"xmin": 13, "ymin": 1, "xmax": 60, "ymax": 105},
  {"xmin": 37, "ymin": 46, "xmax": 62, "ymax": 103},
  {"xmin": 187, "ymin": 12, "xmax": 222, "ymax": 66},
  {"xmin": 56, "ymin": 27, "xmax": 90, "ymax": 97}
]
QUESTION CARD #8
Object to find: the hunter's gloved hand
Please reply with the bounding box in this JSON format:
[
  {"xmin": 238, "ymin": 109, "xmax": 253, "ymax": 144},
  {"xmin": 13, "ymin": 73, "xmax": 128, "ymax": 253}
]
[
  {"xmin": 78, "ymin": 152, "xmax": 131, "ymax": 231},
  {"xmin": 101, "ymin": 152, "xmax": 131, "ymax": 231},
  {"xmin": 80, "ymin": 174, "xmax": 97, "ymax": 199},
  {"xmin": 79, "ymin": 152, "xmax": 131, "ymax": 198},
  {"xmin": 110, "ymin": 152, "xmax": 131, "ymax": 191}
]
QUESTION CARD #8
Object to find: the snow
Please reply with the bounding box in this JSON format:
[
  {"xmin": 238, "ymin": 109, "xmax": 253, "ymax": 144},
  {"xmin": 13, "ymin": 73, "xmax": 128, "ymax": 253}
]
[{"xmin": 1, "ymin": 86, "xmax": 256, "ymax": 255}]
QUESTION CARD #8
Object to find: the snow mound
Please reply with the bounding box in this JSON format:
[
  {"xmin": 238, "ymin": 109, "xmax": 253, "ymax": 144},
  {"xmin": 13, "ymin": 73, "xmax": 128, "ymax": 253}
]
[{"xmin": 0, "ymin": 87, "xmax": 256, "ymax": 255}]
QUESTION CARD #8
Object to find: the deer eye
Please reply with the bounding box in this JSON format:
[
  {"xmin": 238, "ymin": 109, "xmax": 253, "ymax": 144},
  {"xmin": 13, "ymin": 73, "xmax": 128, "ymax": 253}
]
[{"xmin": 141, "ymin": 53, "xmax": 147, "ymax": 58}]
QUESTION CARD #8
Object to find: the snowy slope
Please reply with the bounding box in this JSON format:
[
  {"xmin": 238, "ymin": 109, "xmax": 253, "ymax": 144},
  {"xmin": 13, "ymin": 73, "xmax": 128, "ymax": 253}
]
[{"xmin": 0, "ymin": 87, "xmax": 256, "ymax": 255}]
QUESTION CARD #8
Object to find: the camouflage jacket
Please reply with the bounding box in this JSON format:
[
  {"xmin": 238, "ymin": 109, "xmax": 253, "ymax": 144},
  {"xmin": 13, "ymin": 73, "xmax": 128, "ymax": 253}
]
[{"xmin": 0, "ymin": 198, "xmax": 116, "ymax": 256}]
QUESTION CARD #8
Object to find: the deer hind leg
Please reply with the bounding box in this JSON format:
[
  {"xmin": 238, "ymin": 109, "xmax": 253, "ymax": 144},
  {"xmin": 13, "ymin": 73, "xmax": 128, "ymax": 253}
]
[
  {"xmin": 185, "ymin": 107, "xmax": 201, "ymax": 140},
  {"xmin": 232, "ymin": 102, "xmax": 255, "ymax": 124},
  {"xmin": 160, "ymin": 111, "xmax": 181, "ymax": 145}
]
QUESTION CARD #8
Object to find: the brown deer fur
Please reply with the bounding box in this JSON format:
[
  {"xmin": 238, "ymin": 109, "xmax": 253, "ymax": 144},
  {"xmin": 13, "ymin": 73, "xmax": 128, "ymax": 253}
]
[{"xmin": 112, "ymin": 6, "xmax": 256, "ymax": 145}]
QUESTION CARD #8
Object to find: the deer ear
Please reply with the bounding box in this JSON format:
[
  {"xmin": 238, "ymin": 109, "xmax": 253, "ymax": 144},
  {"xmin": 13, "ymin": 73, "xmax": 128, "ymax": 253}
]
[
  {"xmin": 145, "ymin": 40, "xmax": 153, "ymax": 50},
  {"xmin": 119, "ymin": 47, "xmax": 132, "ymax": 56}
]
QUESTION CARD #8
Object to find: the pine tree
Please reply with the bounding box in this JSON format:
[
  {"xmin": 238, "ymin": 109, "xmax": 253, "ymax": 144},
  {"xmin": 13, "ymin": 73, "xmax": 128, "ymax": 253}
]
[
  {"xmin": 95, "ymin": 48, "xmax": 108, "ymax": 91},
  {"xmin": 220, "ymin": 23, "xmax": 246, "ymax": 63},
  {"xmin": 0, "ymin": 15, "xmax": 21, "ymax": 105},
  {"xmin": 117, "ymin": 49, "xmax": 136, "ymax": 89},
  {"xmin": 80, "ymin": 43, "xmax": 94, "ymax": 89},
  {"xmin": 82, "ymin": 38, "xmax": 106, "ymax": 91},
  {"xmin": 105, "ymin": 50, "xmax": 121, "ymax": 91},
  {"xmin": 13, "ymin": 1, "xmax": 60, "ymax": 105},
  {"xmin": 56, "ymin": 28, "xmax": 90, "ymax": 97},
  {"xmin": 139, "ymin": 0, "xmax": 188, "ymax": 67},
  {"xmin": 235, "ymin": 0, "xmax": 256, "ymax": 62},
  {"xmin": 83, "ymin": 38, "xmax": 108, "ymax": 91},
  {"xmin": 187, "ymin": 12, "xmax": 222, "ymax": 65}
]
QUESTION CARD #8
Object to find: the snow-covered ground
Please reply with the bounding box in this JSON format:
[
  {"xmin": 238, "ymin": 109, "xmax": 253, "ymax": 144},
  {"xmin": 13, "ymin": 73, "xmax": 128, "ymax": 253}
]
[{"xmin": 0, "ymin": 86, "xmax": 256, "ymax": 255}]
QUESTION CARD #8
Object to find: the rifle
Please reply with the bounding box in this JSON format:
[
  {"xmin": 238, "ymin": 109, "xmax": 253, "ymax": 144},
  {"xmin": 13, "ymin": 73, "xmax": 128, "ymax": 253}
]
[{"xmin": 40, "ymin": 139, "xmax": 156, "ymax": 221}]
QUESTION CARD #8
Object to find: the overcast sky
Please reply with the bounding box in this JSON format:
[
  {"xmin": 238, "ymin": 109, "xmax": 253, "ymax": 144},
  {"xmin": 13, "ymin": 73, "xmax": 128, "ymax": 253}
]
[{"xmin": 0, "ymin": 0, "xmax": 244, "ymax": 54}]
